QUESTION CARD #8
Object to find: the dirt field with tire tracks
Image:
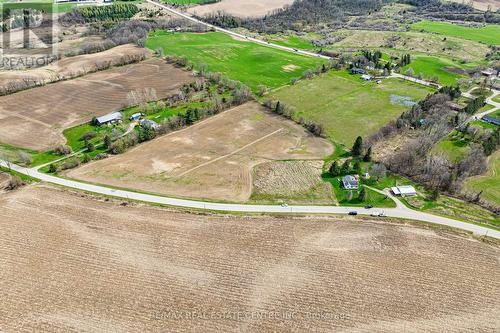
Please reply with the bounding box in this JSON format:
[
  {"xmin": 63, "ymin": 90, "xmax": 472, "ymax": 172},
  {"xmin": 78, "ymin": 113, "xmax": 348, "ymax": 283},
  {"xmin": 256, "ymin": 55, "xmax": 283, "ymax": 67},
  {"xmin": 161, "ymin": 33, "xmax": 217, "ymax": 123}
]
[
  {"xmin": 67, "ymin": 102, "xmax": 333, "ymax": 202},
  {"xmin": 0, "ymin": 59, "xmax": 192, "ymax": 151},
  {"xmin": 0, "ymin": 184, "xmax": 499, "ymax": 332}
]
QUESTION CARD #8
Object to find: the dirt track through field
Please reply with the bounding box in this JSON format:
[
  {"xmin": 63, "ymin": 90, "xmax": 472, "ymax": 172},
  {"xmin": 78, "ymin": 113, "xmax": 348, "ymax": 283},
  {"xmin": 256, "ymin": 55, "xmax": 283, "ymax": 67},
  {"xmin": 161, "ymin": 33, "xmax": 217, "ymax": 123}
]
[
  {"xmin": 0, "ymin": 59, "xmax": 192, "ymax": 151},
  {"xmin": 0, "ymin": 184, "xmax": 499, "ymax": 332},
  {"xmin": 67, "ymin": 102, "xmax": 333, "ymax": 202},
  {"xmin": 176, "ymin": 128, "xmax": 284, "ymax": 178}
]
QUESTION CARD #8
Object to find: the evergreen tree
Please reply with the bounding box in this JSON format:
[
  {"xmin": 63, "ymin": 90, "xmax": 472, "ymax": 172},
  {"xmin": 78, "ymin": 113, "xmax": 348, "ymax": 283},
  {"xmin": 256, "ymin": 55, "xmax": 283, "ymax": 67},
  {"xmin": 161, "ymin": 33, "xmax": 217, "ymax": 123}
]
[
  {"xmin": 329, "ymin": 161, "xmax": 340, "ymax": 176},
  {"xmin": 353, "ymin": 161, "xmax": 361, "ymax": 175},
  {"xmin": 104, "ymin": 135, "xmax": 112, "ymax": 149},
  {"xmin": 340, "ymin": 159, "xmax": 351, "ymax": 175},
  {"xmin": 352, "ymin": 136, "xmax": 363, "ymax": 157},
  {"xmin": 363, "ymin": 146, "xmax": 372, "ymax": 162}
]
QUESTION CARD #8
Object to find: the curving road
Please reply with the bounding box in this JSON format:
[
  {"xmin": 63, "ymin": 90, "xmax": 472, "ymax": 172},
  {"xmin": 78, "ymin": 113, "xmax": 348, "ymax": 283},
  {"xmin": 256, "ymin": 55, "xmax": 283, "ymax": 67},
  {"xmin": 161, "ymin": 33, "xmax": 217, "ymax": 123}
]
[
  {"xmin": 2, "ymin": 3, "xmax": 498, "ymax": 238},
  {"xmin": 1, "ymin": 160, "xmax": 499, "ymax": 239},
  {"xmin": 146, "ymin": 0, "xmax": 330, "ymax": 60}
]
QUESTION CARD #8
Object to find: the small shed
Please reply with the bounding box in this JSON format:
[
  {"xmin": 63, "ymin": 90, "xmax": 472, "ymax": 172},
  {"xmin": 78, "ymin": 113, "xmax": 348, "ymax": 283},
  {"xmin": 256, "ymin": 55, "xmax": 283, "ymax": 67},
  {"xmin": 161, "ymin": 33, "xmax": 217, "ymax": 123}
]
[
  {"xmin": 129, "ymin": 113, "xmax": 144, "ymax": 121},
  {"xmin": 361, "ymin": 74, "xmax": 373, "ymax": 81}
]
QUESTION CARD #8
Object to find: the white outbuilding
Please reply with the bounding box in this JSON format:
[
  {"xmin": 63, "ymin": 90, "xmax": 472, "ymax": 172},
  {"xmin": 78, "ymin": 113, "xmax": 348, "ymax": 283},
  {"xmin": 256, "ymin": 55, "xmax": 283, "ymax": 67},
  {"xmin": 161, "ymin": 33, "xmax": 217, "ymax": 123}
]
[{"xmin": 391, "ymin": 185, "xmax": 417, "ymax": 197}]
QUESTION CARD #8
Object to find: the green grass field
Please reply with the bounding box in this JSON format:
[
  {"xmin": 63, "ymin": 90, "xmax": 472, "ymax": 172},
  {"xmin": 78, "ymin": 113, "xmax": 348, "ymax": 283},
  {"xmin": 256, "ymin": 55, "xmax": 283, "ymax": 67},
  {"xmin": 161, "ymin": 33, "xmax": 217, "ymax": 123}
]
[
  {"xmin": 145, "ymin": 31, "xmax": 324, "ymax": 91},
  {"xmin": 433, "ymin": 135, "xmax": 470, "ymax": 163},
  {"xmin": 266, "ymin": 35, "xmax": 316, "ymax": 50},
  {"xmin": 412, "ymin": 21, "xmax": 500, "ymax": 46},
  {"xmin": 268, "ymin": 71, "xmax": 432, "ymax": 145},
  {"xmin": 464, "ymin": 151, "xmax": 500, "ymax": 206},
  {"xmin": 402, "ymin": 55, "xmax": 467, "ymax": 86}
]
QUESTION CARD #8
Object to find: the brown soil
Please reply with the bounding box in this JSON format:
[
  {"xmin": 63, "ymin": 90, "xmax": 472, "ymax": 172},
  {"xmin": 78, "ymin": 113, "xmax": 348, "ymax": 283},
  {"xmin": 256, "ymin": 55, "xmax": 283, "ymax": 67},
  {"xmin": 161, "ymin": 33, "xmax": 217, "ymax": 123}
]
[
  {"xmin": 0, "ymin": 172, "xmax": 11, "ymax": 190},
  {"xmin": 448, "ymin": 0, "xmax": 498, "ymax": 11},
  {"xmin": 252, "ymin": 160, "xmax": 335, "ymax": 204},
  {"xmin": 0, "ymin": 44, "xmax": 151, "ymax": 92},
  {"xmin": 0, "ymin": 59, "xmax": 193, "ymax": 151},
  {"xmin": 188, "ymin": 0, "xmax": 294, "ymax": 18},
  {"xmin": 0, "ymin": 184, "xmax": 499, "ymax": 332},
  {"xmin": 67, "ymin": 102, "xmax": 333, "ymax": 202}
]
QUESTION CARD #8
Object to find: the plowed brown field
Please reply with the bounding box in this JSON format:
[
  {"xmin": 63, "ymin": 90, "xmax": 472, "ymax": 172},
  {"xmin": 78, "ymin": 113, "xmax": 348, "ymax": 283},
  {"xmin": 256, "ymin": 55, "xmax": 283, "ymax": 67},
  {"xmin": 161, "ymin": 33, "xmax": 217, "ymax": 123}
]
[
  {"xmin": 188, "ymin": 0, "xmax": 294, "ymax": 18},
  {"xmin": 0, "ymin": 59, "xmax": 192, "ymax": 151},
  {"xmin": 0, "ymin": 44, "xmax": 150, "ymax": 92},
  {"xmin": 67, "ymin": 102, "xmax": 333, "ymax": 202},
  {"xmin": 0, "ymin": 185, "xmax": 499, "ymax": 332}
]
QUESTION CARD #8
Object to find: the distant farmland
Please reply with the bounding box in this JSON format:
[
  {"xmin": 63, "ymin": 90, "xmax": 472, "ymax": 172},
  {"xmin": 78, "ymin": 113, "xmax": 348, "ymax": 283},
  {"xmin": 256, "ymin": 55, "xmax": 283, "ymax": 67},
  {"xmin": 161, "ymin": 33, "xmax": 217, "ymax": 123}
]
[
  {"xmin": 268, "ymin": 71, "xmax": 432, "ymax": 145},
  {"xmin": 0, "ymin": 59, "xmax": 192, "ymax": 151},
  {"xmin": 145, "ymin": 32, "xmax": 324, "ymax": 91},
  {"xmin": 187, "ymin": 0, "xmax": 294, "ymax": 17},
  {"xmin": 412, "ymin": 21, "xmax": 500, "ymax": 46}
]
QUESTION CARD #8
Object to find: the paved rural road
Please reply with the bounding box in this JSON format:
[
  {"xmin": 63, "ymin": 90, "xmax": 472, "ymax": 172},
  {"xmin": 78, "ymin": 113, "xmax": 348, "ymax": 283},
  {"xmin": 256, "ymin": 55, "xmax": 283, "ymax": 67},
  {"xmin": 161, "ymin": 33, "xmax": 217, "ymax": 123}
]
[
  {"xmin": 2, "ymin": 160, "xmax": 499, "ymax": 239},
  {"xmin": 146, "ymin": 0, "xmax": 331, "ymax": 60},
  {"xmin": 465, "ymin": 88, "xmax": 500, "ymax": 119}
]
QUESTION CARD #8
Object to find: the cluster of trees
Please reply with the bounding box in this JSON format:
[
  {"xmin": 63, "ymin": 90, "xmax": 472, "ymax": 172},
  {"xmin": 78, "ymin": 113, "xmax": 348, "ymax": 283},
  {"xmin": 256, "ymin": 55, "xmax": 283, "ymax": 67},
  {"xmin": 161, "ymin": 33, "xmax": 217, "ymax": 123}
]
[
  {"xmin": 438, "ymin": 85, "xmax": 462, "ymax": 99},
  {"xmin": 263, "ymin": 100, "xmax": 326, "ymax": 137},
  {"xmin": 398, "ymin": 54, "xmax": 411, "ymax": 68},
  {"xmin": 107, "ymin": 71, "xmax": 252, "ymax": 156},
  {"xmin": 203, "ymin": 11, "xmax": 241, "ymax": 28},
  {"xmin": 350, "ymin": 52, "xmax": 392, "ymax": 74},
  {"xmin": 463, "ymin": 96, "xmax": 485, "ymax": 114},
  {"xmin": 329, "ymin": 159, "xmax": 363, "ymax": 177},
  {"xmin": 352, "ymin": 136, "xmax": 372, "ymax": 161},
  {"xmin": 363, "ymin": 85, "xmax": 497, "ymax": 209},
  {"xmin": 483, "ymin": 127, "xmax": 499, "ymax": 156},
  {"xmin": 77, "ymin": 4, "xmax": 139, "ymax": 22},
  {"xmin": 200, "ymin": 0, "xmax": 387, "ymax": 33}
]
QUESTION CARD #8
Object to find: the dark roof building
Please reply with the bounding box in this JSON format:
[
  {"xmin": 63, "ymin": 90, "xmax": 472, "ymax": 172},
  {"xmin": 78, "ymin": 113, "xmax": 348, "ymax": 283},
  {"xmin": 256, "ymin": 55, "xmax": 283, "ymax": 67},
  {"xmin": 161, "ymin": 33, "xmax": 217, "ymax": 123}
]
[
  {"xmin": 482, "ymin": 115, "xmax": 500, "ymax": 126},
  {"xmin": 351, "ymin": 68, "xmax": 366, "ymax": 75}
]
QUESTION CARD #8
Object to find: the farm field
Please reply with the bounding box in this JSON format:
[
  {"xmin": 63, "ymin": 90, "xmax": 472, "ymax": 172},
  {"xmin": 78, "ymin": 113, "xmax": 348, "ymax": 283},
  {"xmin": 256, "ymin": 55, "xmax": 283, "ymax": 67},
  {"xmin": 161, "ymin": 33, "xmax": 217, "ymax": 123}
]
[
  {"xmin": 328, "ymin": 29, "xmax": 490, "ymax": 63},
  {"xmin": 1, "ymin": 185, "xmax": 500, "ymax": 332},
  {"xmin": 67, "ymin": 102, "xmax": 333, "ymax": 202},
  {"xmin": 402, "ymin": 55, "xmax": 468, "ymax": 86},
  {"xmin": 268, "ymin": 71, "xmax": 432, "ymax": 145},
  {"xmin": 187, "ymin": 0, "xmax": 293, "ymax": 17},
  {"xmin": 0, "ymin": 59, "xmax": 192, "ymax": 151},
  {"xmin": 145, "ymin": 31, "xmax": 324, "ymax": 91},
  {"xmin": 251, "ymin": 160, "xmax": 335, "ymax": 204},
  {"xmin": 464, "ymin": 151, "xmax": 500, "ymax": 206},
  {"xmin": 448, "ymin": 0, "xmax": 499, "ymax": 11},
  {"xmin": 412, "ymin": 21, "xmax": 500, "ymax": 46},
  {"xmin": 0, "ymin": 44, "xmax": 150, "ymax": 94}
]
